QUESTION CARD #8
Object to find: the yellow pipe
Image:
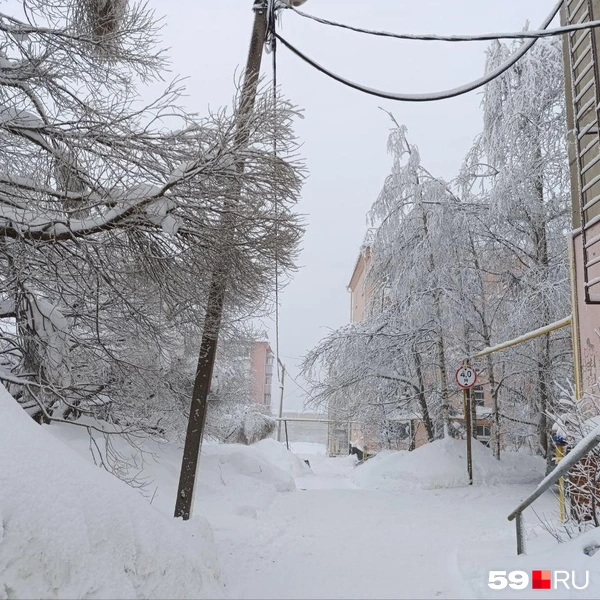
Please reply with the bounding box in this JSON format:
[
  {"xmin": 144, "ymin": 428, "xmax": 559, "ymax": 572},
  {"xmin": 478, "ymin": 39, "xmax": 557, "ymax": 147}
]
[{"xmin": 467, "ymin": 316, "xmax": 572, "ymax": 361}]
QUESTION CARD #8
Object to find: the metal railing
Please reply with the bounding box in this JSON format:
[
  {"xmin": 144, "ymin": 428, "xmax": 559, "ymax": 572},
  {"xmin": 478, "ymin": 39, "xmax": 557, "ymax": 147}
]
[{"xmin": 507, "ymin": 428, "xmax": 600, "ymax": 555}]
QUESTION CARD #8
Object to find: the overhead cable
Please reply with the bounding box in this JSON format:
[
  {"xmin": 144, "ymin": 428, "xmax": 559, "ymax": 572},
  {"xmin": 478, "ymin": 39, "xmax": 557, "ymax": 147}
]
[
  {"xmin": 268, "ymin": 0, "xmax": 282, "ymax": 387},
  {"xmin": 275, "ymin": 0, "xmax": 563, "ymax": 103},
  {"xmin": 283, "ymin": 1, "xmax": 597, "ymax": 43}
]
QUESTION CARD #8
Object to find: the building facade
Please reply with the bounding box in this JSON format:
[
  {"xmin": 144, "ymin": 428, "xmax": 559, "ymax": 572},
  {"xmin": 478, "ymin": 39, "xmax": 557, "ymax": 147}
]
[
  {"xmin": 348, "ymin": 246, "xmax": 372, "ymax": 323},
  {"xmin": 250, "ymin": 341, "xmax": 274, "ymax": 406},
  {"xmin": 562, "ymin": 0, "xmax": 600, "ymax": 397}
]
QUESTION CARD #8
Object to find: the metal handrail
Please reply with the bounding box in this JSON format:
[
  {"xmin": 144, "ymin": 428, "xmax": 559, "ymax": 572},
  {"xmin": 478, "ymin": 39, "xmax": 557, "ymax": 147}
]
[{"xmin": 507, "ymin": 428, "xmax": 600, "ymax": 555}]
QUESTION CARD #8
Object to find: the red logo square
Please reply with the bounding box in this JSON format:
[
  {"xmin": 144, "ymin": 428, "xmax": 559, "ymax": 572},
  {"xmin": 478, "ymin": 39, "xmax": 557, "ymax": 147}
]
[{"xmin": 532, "ymin": 570, "xmax": 551, "ymax": 590}]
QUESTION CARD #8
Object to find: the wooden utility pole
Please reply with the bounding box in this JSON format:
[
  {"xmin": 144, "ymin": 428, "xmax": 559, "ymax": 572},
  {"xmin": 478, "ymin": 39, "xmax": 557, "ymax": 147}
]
[
  {"xmin": 276, "ymin": 359, "xmax": 285, "ymax": 442},
  {"xmin": 174, "ymin": 0, "xmax": 269, "ymax": 521}
]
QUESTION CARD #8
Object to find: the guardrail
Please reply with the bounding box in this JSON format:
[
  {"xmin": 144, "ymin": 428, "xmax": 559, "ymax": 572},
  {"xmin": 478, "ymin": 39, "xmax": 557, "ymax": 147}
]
[{"xmin": 507, "ymin": 427, "xmax": 600, "ymax": 555}]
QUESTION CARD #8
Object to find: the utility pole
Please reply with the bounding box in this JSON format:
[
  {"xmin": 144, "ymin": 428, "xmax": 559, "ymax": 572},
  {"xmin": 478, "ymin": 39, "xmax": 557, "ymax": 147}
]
[
  {"xmin": 174, "ymin": 0, "xmax": 269, "ymax": 521},
  {"xmin": 277, "ymin": 359, "xmax": 285, "ymax": 442}
]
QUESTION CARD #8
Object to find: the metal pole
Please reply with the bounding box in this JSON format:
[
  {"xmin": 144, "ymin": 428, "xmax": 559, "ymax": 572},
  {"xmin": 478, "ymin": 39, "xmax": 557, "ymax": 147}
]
[
  {"xmin": 464, "ymin": 387, "xmax": 473, "ymax": 485},
  {"xmin": 508, "ymin": 433, "xmax": 600, "ymax": 521},
  {"xmin": 470, "ymin": 383, "xmax": 478, "ymax": 441},
  {"xmin": 347, "ymin": 421, "xmax": 351, "ymax": 454},
  {"xmin": 174, "ymin": 1, "xmax": 269, "ymax": 521},
  {"xmin": 284, "ymin": 419, "xmax": 290, "ymax": 450},
  {"xmin": 277, "ymin": 360, "xmax": 285, "ymax": 442}
]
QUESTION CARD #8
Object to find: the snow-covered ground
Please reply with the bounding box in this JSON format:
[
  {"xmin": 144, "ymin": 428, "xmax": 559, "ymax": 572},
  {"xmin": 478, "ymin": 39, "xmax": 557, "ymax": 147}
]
[
  {"xmin": 3, "ymin": 385, "xmax": 597, "ymax": 599},
  {"xmin": 197, "ymin": 442, "xmax": 558, "ymax": 599},
  {"xmin": 0, "ymin": 386, "xmax": 224, "ymax": 600}
]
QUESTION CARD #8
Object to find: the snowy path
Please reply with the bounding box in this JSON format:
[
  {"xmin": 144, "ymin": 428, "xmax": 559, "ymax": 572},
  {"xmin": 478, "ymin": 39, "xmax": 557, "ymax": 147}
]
[
  {"xmin": 32, "ymin": 420, "xmax": 565, "ymax": 600},
  {"xmin": 201, "ymin": 454, "xmax": 556, "ymax": 599}
]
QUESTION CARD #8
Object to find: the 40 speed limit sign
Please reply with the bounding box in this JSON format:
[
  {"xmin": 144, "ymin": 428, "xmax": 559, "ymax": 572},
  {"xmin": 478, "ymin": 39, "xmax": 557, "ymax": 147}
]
[{"xmin": 456, "ymin": 365, "xmax": 477, "ymax": 389}]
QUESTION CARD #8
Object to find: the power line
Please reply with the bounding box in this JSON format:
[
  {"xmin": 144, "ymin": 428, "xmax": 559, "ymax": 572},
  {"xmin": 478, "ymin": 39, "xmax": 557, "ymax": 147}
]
[
  {"xmin": 285, "ymin": 370, "xmax": 312, "ymax": 398},
  {"xmin": 267, "ymin": 0, "xmax": 282, "ymax": 386},
  {"xmin": 284, "ymin": 1, "xmax": 600, "ymax": 44},
  {"xmin": 275, "ymin": 0, "xmax": 563, "ymax": 103}
]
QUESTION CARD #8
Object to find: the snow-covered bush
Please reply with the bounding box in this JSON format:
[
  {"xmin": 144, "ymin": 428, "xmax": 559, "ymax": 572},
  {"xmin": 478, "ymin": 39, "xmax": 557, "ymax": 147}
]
[
  {"xmin": 551, "ymin": 389, "xmax": 600, "ymax": 529},
  {"xmin": 210, "ymin": 403, "xmax": 277, "ymax": 446}
]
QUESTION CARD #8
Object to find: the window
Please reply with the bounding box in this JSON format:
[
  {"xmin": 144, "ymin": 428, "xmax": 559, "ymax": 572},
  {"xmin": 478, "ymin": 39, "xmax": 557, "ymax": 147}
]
[
  {"xmin": 266, "ymin": 354, "xmax": 274, "ymax": 366},
  {"xmin": 265, "ymin": 374, "xmax": 272, "ymax": 387},
  {"xmin": 264, "ymin": 393, "xmax": 271, "ymax": 405},
  {"xmin": 476, "ymin": 425, "xmax": 491, "ymax": 438},
  {"xmin": 472, "ymin": 385, "xmax": 485, "ymax": 407}
]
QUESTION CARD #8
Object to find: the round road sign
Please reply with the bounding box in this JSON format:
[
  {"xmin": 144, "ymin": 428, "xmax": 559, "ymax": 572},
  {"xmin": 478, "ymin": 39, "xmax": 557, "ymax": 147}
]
[{"xmin": 456, "ymin": 365, "xmax": 477, "ymax": 389}]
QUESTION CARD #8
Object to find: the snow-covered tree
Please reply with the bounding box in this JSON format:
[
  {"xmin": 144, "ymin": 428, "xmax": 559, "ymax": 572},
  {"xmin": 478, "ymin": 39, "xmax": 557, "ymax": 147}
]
[
  {"xmin": 303, "ymin": 126, "xmax": 458, "ymax": 445},
  {"xmin": 0, "ymin": 1, "xmax": 305, "ymax": 432},
  {"xmin": 304, "ymin": 38, "xmax": 571, "ymax": 458},
  {"xmin": 461, "ymin": 37, "xmax": 572, "ymax": 458}
]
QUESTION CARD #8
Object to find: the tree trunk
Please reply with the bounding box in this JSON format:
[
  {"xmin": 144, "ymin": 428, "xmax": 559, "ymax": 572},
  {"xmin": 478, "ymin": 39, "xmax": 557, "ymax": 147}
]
[
  {"xmin": 533, "ymin": 139, "xmax": 553, "ymax": 459},
  {"xmin": 413, "ymin": 344, "xmax": 435, "ymax": 442},
  {"xmin": 434, "ymin": 295, "xmax": 451, "ymax": 437},
  {"xmin": 421, "ymin": 206, "xmax": 451, "ymax": 437}
]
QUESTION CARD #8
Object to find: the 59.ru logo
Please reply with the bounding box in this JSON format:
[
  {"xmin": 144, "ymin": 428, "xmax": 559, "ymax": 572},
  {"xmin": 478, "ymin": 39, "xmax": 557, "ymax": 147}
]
[{"xmin": 488, "ymin": 570, "xmax": 590, "ymax": 590}]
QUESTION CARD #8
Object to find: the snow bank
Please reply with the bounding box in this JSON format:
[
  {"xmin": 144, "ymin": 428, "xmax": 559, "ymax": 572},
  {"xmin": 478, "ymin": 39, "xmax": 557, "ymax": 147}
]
[
  {"xmin": 0, "ymin": 385, "xmax": 225, "ymax": 600},
  {"xmin": 201, "ymin": 442, "xmax": 296, "ymax": 493},
  {"xmin": 169, "ymin": 443, "xmax": 299, "ymax": 520},
  {"xmin": 511, "ymin": 528, "xmax": 600, "ymax": 598},
  {"xmin": 354, "ymin": 438, "xmax": 544, "ymax": 491},
  {"xmin": 41, "ymin": 422, "xmax": 299, "ymax": 521},
  {"xmin": 462, "ymin": 526, "xmax": 600, "ymax": 599},
  {"xmin": 251, "ymin": 438, "xmax": 312, "ymax": 478}
]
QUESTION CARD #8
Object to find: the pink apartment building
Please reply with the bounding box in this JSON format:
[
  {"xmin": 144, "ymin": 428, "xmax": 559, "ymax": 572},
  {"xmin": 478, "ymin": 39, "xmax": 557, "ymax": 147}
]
[{"xmin": 250, "ymin": 341, "xmax": 274, "ymax": 406}]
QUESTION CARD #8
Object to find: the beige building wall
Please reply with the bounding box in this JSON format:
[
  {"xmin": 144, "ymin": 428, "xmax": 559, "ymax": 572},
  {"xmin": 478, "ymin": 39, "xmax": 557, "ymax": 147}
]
[
  {"xmin": 562, "ymin": 0, "xmax": 600, "ymax": 395},
  {"xmin": 348, "ymin": 246, "xmax": 372, "ymax": 323}
]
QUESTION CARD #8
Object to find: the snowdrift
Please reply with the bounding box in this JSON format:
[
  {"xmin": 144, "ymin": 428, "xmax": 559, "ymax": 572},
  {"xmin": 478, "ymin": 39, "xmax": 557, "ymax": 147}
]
[
  {"xmin": 40, "ymin": 421, "xmax": 304, "ymax": 521},
  {"xmin": 251, "ymin": 438, "xmax": 313, "ymax": 478},
  {"xmin": 354, "ymin": 437, "xmax": 545, "ymax": 491},
  {"xmin": 0, "ymin": 385, "xmax": 225, "ymax": 600},
  {"xmin": 460, "ymin": 526, "xmax": 600, "ymax": 599},
  {"xmin": 193, "ymin": 442, "xmax": 298, "ymax": 516}
]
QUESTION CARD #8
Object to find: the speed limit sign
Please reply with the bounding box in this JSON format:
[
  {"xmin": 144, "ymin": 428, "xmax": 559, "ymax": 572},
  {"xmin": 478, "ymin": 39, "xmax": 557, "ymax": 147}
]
[{"xmin": 456, "ymin": 365, "xmax": 477, "ymax": 389}]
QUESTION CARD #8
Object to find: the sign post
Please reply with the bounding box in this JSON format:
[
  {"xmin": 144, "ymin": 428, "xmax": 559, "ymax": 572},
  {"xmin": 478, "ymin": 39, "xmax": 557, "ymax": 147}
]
[{"xmin": 456, "ymin": 364, "xmax": 477, "ymax": 485}]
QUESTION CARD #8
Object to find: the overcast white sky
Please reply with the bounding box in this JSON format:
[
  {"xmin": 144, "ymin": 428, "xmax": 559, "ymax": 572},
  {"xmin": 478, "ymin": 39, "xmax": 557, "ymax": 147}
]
[{"xmin": 147, "ymin": 0, "xmax": 560, "ymax": 411}]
